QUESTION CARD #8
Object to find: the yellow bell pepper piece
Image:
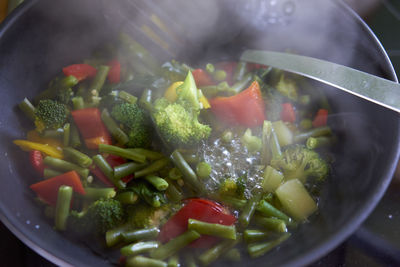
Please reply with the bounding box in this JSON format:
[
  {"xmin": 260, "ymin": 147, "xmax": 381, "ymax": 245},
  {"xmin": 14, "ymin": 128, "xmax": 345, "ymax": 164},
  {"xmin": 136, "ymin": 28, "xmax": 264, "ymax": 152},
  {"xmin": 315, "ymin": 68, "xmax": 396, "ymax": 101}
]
[
  {"xmin": 198, "ymin": 90, "xmax": 211, "ymax": 109},
  {"xmin": 164, "ymin": 81, "xmax": 184, "ymax": 102},
  {"xmin": 26, "ymin": 130, "xmax": 64, "ymax": 149},
  {"xmin": 13, "ymin": 140, "xmax": 64, "ymax": 159},
  {"xmin": 0, "ymin": 0, "xmax": 7, "ymax": 23}
]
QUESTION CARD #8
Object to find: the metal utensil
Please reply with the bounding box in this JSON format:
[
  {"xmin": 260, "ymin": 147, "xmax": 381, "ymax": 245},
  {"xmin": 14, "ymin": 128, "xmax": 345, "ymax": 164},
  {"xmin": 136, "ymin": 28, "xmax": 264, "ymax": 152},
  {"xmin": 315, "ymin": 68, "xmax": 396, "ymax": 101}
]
[{"xmin": 241, "ymin": 50, "xmax": 400, "ymax": 113}]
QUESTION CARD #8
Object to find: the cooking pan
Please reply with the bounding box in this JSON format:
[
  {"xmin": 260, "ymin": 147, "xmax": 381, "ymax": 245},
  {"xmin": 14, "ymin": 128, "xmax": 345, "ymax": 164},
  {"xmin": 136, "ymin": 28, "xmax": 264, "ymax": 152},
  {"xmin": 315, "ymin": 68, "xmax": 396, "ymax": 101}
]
[{"xmin": 0, "ymin": 0, "xmax": 399, "ymax": 266}]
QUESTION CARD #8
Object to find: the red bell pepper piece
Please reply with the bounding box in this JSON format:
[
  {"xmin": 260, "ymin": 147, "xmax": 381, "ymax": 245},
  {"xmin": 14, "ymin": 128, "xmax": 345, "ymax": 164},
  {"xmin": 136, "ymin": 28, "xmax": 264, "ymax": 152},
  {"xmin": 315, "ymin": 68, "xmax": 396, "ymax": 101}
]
[
  {"xmin": 280, "ymin": 103, "xmax": 296, "ymax": 123},
  {"xmin": 159, "ymin": 198, "xmax": 236, "ymax": 248},
  {"xmin": 192, "ymin": 69, "xmax": 215, "ymax": 87},
  {"xmin": 71, "ymin": 108, "xmax": 112, "ymax": 149},
  {"xmin": 209, "ymin": 81, "xmax": 266, "ymax": 127},
  {"xmin": 62, "ymin": 64, "xmax": 97, "ymax": 82},
  {"xmin": 247, "ymin": 63, "xmax": 268, "ymax": 71},
  {"xmin": 30, "ymin": 170, "xmax": 86, "ymax": 206},
  {"xmin": 30, "ymin": 150, "xmax": 45, "ymax": 175},
  {"xmin": 107, "ymin": 60, "xmax": 121, "ymax": 84},
  {"xmin": 312, "ymin": 108, "xmax": 329, "ymax": 127}
]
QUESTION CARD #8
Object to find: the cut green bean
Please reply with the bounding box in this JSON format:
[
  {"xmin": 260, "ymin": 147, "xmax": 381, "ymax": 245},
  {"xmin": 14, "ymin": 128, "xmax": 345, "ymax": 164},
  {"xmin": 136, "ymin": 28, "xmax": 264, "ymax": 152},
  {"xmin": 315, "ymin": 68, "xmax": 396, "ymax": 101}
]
[
  {"xmin": 139, "ymin": 88, "xmax": 153, "ymax": 112},
  {"xmin": 43, "ymin": 156, "xmax": 89, "ymax": 178},
  {"xmin": 167, "ymin": 255, "xmax": 180, "ymax": 267},
  {"xmin": 101, "ymin": 109, "xmax": 129, "ymax": 145},
  {"xmin": 168, "ymin": 167, "xmax": 182, "ymax": 180},
  {"xmin": 218, "ymin": 195, "xmax": 246, "ymax": 210},
  {"xmin": 69, "ymin": 123, "xmax": 81, "ymax": 148},
  {"xmin": 198, "ymin": 239, "xmax": 238, "ymax": 266},
  {"xmin": 71, "ymin": 96, "xmax": 85, "ymax": 110},
  {"xmin": 247, "ymin": 233, "xmax": 291, "ymax": 258},
  {"xmin": 126, "ymin": 256, "xmax": 167, "ymax": 267},
  {"xmin": 253, "ymin": 216, "xmax": 287, "ymax": 233},
  {"xmin": 230, "ymin": 72, "xmax": 253, "ymax": 94},
  {"xmin": 42, "ymin": 128, "xmax": 64, "ymax": 139},
  {"xmin": 118, "ymin": 90, "xmax": 138, "ymax": 104},
  {"xmin": 99, "ymin": 144, "xmax": 146, "ymax": 163},
  {"xmin": 239, "ymin": 193, "xmax": 261, "ymax": 228},
  {"xmin": 43, "ymin": 168, "xmax": 63, "ymax": 179},
  {"xmin": 134, "ymin": 158, "xmax": 169, "ymax": 178},
  {"xmin": 165, "ymin": 178, "xmax": 183, "ymax": 203},
  {"xmin": 18, "ymin": 98, "xmax": 36, "ymax": 121},
  {"xmin": 89, "ymin": 65, "xmax": 110, "ymax": 96},
  {"xmin": 145, "ymin": 175, "xmax": 169, "ymax": 191},
  {"xmin": 84, "ymin": 187, "xmax": 116, "ymax": 200},
  {"xmin": 122, "ymin": 227, "xmax": 160, "ymax": 243},
  {"xmin": 294, "ymin": 126, "xmax": 332, "ymax": 143},
  {"xmin": 188, "ymin": 219, "xmax": 236, "ymax": 240},
  {"xmin": 127, "ymin": 148, "xmax": 164, "ymax": 160},
  {"xmin": 170, "ymin": 150, "xmax": 203, "ymax": 194},
  {"xmin": 92, "ymin": 154, "xmax": 125, "ymax": 189},
  {"xmin": 196, "ymin": 161, "xmax": 211, "ymax": 179},
  {"xmin": 63, "ymin": 123, "xmax": 70, "ymax": 147},
  {"xmin": 256, "ymin": 200, "xmax": 291, "ymax": 223},
  {"xmin": 55, "ymin": 185, "xmax": 73, "ymax": 231},
  {"xmin": 106, "ymin": 225, "xmax": 128, "ymax": 247},
  {"xmin": 114, "ymin": 162, "xmax": 147, "ymax": 180},
  {"xmin": 300, "ymin": 119, "xmax": 313, "ymax": 130},
  {"xmin": 306, "ymin": 136, "xmax": 333, "ymax": 149},
  {"xmin": 150, "ymin": 230, "xmax": 201, "ymax": 260},
  {"xmin": 115, "ymin": 191, "xmax": 139, "ymax": 204},
  {"xmin": 244, "ymin": 230, "xmax": 270, "ymax": 243},
  {"xmin": 233, "ymin": 61, "xmax": 248, "ymax": 83},
  {"xmin": 213, "ymin": 70, "xmax": 227, "ymax": 81},
  {"xmin": 261, "ymin": 121, "xmax": 272, "ymax": 165},
  {"xmin": 206, "ymin": 63, "xmax": 215, "ymax": 73},
  {"xmin": 63, "ymin": 147, "xmax": 92, "ymax": 168},
  {"xmin": 223, "ymin": 248, "xmax": 241, "ymax": 261},
  {"xmin": 120, "ymin": 241, "xmax": 159, "ymax": 256}
]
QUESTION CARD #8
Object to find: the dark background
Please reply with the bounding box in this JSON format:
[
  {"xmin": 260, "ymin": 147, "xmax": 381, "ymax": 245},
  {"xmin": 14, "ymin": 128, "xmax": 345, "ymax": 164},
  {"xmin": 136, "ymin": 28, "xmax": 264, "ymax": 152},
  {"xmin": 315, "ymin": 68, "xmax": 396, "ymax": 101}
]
[{"xmin": 1, "ymin": 1, "xmax": 400, "ymax": 266}]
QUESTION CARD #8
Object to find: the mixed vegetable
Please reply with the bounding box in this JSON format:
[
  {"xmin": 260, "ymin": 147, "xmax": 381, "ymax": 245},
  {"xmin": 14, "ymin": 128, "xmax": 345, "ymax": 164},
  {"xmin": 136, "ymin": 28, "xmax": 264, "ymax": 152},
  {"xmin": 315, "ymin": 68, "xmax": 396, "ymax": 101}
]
[{"xmin": 14, "ymin": 33, "xmax": 334, "ymax": 267}]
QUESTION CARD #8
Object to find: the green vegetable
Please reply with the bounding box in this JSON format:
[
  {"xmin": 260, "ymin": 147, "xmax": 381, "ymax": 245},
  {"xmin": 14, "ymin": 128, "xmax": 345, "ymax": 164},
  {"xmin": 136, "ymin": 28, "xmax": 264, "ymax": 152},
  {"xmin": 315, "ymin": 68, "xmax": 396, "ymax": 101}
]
[
  {"xmin": 115, "ymin": 191, "xmax": 139, "ymax": 204},
  {"xmin": 261, "ymin": 165, "xmax": 284, "ymax": 193},
  {"xmin": 272, "ymin": 121, "xmax": 293, "ymax": 147},
  {"xmin": 114, "ymin": 162, "xmax": 147, "ymax": 180},
  {"xmin": 253, "ymin": 216, "xmax": 287, "ymax": 233},
  {"xmin": 134, "ymin": 158, "xmax": 169, "ymax": 178},
  {"xmin": 63, "ymin": 123, "xmax": 70, "ymax": 146},
  {"xmin": 129, "ymin": 182, "xmax": 166, "ymax": 208},
  {"xmin": 152, "ymin": 72, "xmax": 211, "ymax": 147},
  {"xmin": 125, "ymin": 202, "xmax": 168, "ymax": 229},
  {"xmin": 233, "ymin": 61, "xmax": 248, "ymax": 83},
  {"xmin": 84, "ymin": 187, "xmax": 116, "ymax": 200},
  {"xmin": 111, "ymin": 103, "xmax": 152, "ymax": 148},
  {"xmin": 195, "ymin": 161, "xmax": 211, "ymax": 179},
  {"xmin": 294, "ymin": 126, "xmax": 332, "ymax": 143},
  {"xmin": 256, "ymin": 200, "xmax": 291, "ymax": 223},
  {"xmin": 146, "ymin": 175, "xmax": 169, "ymax": 191},
  {"xmin": 188, "ymin": 219, "xmax": 236, "ymax": 240},
  {"xmin": 43, "ymin": 156, "xmax": 89, "ymax": 178},
  {"xmin": 122, "ymin": 227, "xmax": 160, "ymax": 243},
  {"xmin": 89, "ymin": 65, "xmax": 110, "ymax": 97},
  {"xmin": 121, "ymin": 241, "xmax": 159, "ymax": 257},
  {"xmin": 98, "ymin": 144, "xmax": 146, "ymax": 163},
  {"xmin": 170, "ymin": 150, "xmax": 203, "ymax": 193},
  {"xmin": 198, "ymin": 239, "xmax": 238, "ymax": 266},
  {"xmin": 239, "ymin": 193, "xmax": 262, "ymax": 228},
  {"xmin": 306, "ymin": 136, "xmax": 333, "ymax": 150},
  {"xmin": 126, "ymin": 256, "xmax": 167, "ymax": 267},
  {"xmin": 243, "ymin": 230, "xmax": 269, "ymax": 243},
  {"xmin": 55, "ymin": 185, "xmax": 73, "ymax": 231},
  {"xmin": 101, "ymin": 109, "xmax": 129, "ymax": 145},
  {"xmin": 241, "ymin": 128, "xmax": 262, "ymax": 153},
  {"xmin": 34, "ymin": 99, "xmax": 68, "ymax": 132},
  {"xmin": 276, "ymin": 75, "xmax": 298, "ymax": 101},
  {"xmin": 18, "ymin": 97, "xmax": 36, "ymax": 121},
  {"xmin": 92, "ymin": 154, "xmax": 125, "ymax": 189},
  {"xmin": 63, "ymin": 147, "xmax": 93, "ymax": 168},
  {"xmin": 68, "ymin": 199, "xmax": 124, "ymax": 235},
  {"xmin": 43, "ymin": 168, "xmax": 63, "ymax": 179},
  {"xmin": 271, "ymin": 144, "xmax": 329, "ymax": 183},
  {"xmin": 247, "ymin": 233, "xmax": 291, "ymax": 258}
]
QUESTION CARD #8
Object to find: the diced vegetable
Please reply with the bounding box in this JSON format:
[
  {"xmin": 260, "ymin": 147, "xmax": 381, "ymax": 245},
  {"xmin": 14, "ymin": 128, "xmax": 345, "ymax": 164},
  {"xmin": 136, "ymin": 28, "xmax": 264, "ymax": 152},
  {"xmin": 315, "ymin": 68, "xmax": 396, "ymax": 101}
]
[{"xmin": 62, "ymin": 64, "xmax": 97, "ymax": 81}]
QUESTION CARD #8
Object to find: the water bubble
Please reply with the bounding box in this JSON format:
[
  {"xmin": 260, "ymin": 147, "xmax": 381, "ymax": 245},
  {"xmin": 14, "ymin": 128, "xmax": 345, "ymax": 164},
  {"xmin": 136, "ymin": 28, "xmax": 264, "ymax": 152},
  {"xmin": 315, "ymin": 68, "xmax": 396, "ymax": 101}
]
[
  {"xmin": 35, "ymin": 225, "xmax": 40, "ymax": 229},
  {"xmin": 388, "ymin": 214, "xmax": 393, "ymax": 219},
  {"xmin": 26, "ymin": 220, "xmax": 30, "ymax": 225},
  {"xmin": 270, "ymin": 0, "xmax": 277, "ymax": 6},
  {"xmin": 283, "ymin": 1, "xmax": 295, "ymax": 15}
]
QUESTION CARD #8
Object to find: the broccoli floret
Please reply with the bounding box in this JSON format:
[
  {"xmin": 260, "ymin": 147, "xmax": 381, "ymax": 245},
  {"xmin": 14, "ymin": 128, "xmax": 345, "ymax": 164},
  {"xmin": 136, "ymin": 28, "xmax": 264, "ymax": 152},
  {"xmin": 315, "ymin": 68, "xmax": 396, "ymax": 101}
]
[
  {"xmin": 55, "ymin": 88, "xmax": 74, "ymax": 104},
  {"xmin": 276, "ymin": 75, "xmax": 298, "ymax": 101},
  {"xmin": 111, "ymin": 103, "xmax": 152, "ymax": 148},
  {"xmin": 125, "ymin": 202, "xmax": 170, "ymax": 229},
  {"xmin": 68, "ymin": 199, "xmax": 124, "ymax": 235},
  {"xmin": 34, "ymin": 99, "xmax": 68, "ymax": 132},
  {"xmin": 219, "ymin": 173, "xmax": 246, "ymax": 199},
  {"xmin": 152, "ymin": 72, "xmax": 211, "ymax": 147},
  {"xmin": 271, "ymin": 144, "xmax": 328, "ymax": 183}
]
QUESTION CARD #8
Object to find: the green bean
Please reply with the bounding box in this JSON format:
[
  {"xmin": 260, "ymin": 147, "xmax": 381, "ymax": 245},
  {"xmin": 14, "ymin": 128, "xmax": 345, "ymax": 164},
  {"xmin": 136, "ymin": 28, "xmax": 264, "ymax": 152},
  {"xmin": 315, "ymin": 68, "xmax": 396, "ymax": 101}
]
[
  {"xmin": 118, "ymin": 90, "xmax": 138, "ymax": 104},
  {"xmin": 98, "ymin": 144, "xmax": 146, "ymax": 163},
  {"xmin": 256, "ymin": 200, "xmax": 291, "ymax": 223},
  {"xmin": 134, "ymin": 182, "xmax": 164, "ymax": 207},
  {"xmin": 188, "ymin": 219, "xmax": 236, "ymax": 240},
  {"xmin": 213, "ymin": 70, "xmax": 227, "ymax": 81},
  {"xmin": 261, "ymin": 121, "xmax": 272, "ymax": 165},
  {"xmin": 170, "ymin": 150, "xmax": 203, "ymax": 194},
  {"xmin": 233, "ymin": 61, "xmax": 247, "ymax": 83},
  {"xmin": 223, "ymin": 248, "xmax": 241, "ymax": 261},
  {"xmin": 299, "ymin": 95, "xmax": 311, "ymax": 105},
  {"xmin": 293, "ymin": 126, "xmax": 332, "ymax": 143},
  {"xmin": 168, "ymin": 168, "xmax": 182, "ymax": 180},
  {"xmin": 206, "ymin": 63, "xmax": 215, "ymax": 73},
  {"xmin": 270, "ymin": 125, "xmax": 282, "ymax": 158},
  {"xmin": 114, "ymin": 162, "xmax": 147, "ymax": 180},
  {"xmin": 200, "ymin": 82, "xmax": 235, "ymax": 97},
  {"xmin": 300, "ymin": 119, "xmax": 313, "ymax": 130},
  {"xmin": 139, "ymin": 89, "xmax": 153, "ymax": 112},
  {"xmin": 134, "ymin": 158, "xmax": 169, "ymax": 178},
  {"xmin": 167, "ymin": 255, "xmax": 180, "ymax": 267},
  {"xmin": 230, "ymin": 72, "xmax": 253, "ymax": 94},
  {"xmin": 239, "ymin": 193, "xmax": 262, "ymax": 228},
  {"xmin": 306, "ymin": 136, "xmax": 333, "ymax": 150},
  {"xmin": 43, "ymin": 156, "xmax": 89, "ymax": 178},
  {"xmin": 43, "ymin": 168, "xmax": 63, "ymax": 179},
  {"xmin": 127, "ymin": 148, "xmax": 164, "ymax": 160},
  {"xmin": 150, "ymin": 230, "xmax": 200, "ymax": 260},
  {"xmin": 62, "ymin": 123, "xmax": 70, "ymax": 146},
  {"xmin": 106, "ymin": 225, "xmax": 128, "ymax": 247},
  {"xmin": 71, "ymin": 96, "xmax": 85, "ymax": 110},
  {"xmin": 101, "ymin": 109, "xmax": 129, "ymax": 145},
  {"xmin": 165, "ymin": 178, "xmax": 183, "ymax": 203},
  {"xmin": 89, "ymin": 65, "xmax": 110, "ymax": 96},
  {"xmin": 55, "ymin": 185, "xmax": 73, "ymax": 231},
  {"xmin": 115, "ymin": 191, "xmax": 139, "ymax": 204},
  {"xmin": 181, "ymin": 153, "xmax": 199, "ymax": 164},
  {"xmin": 253, "ymin": 216, "xmax": 287, "ymax": 233},
  {"xmin": 247, "ymin": 233, "xmax": 291, "ymax": 258},
  {"xmin": 69, "ymin": 122, "xmax": 81, "ymax": 148},
  {"xmin": 63, "ymin": 147, "xmax": 92, "ymax": 168},
  {"xmin": 120, "ymin": 241, "xmax": 159, "ymax": 256},
  {"xmin": 84, "ymin": 187, "xmax": 116, "ymax": 200},
  {"xmin": 92, "ymin": 154, "xmax": 125, "ymax": 189},
  {"xmin": 243, "ymin": 230, "xmax": 269, "ymax": 243},
  {"xmin": 42, "ymin": 128, "xmax": 64, "ymax": 139},
  {"xmin": 126, "ymin": 256, "xmax": 167, "ymax": 267},
  {"xmin": 218, "ymin": 195, "xmax": 246, "ymax": 210},
  {"xmin": 145, "ymin": 175, "xmax": 169, "ymax": 191},
  {"xmin": 198, "ymin": 239, "xmax": 238, "ymax": 266},
  {"xmin": 35, "ymin": 76, "xmax": 78, "ymax": 102},
  {"xmin": 18, "ymin": 98, "xmax": 36, "ymax": 121},
  {"xmin": 122, "ymin": 227, "xmax": 160, "ymax": 243},
  {"xmin": 195, "ymin": 162, "xmax": 211, "ymax": 179}
]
